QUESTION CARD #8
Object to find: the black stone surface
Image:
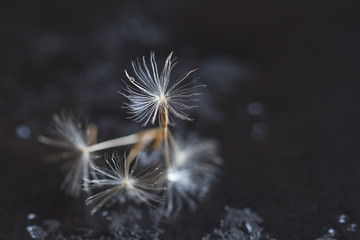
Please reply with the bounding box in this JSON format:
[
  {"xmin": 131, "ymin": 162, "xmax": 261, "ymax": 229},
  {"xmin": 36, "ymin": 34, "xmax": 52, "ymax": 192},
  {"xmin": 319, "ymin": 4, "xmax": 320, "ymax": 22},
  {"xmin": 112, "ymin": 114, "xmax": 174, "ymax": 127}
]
[{"xmin": 1, "ymin": 1, "xmax": 360, "ymax": 239}]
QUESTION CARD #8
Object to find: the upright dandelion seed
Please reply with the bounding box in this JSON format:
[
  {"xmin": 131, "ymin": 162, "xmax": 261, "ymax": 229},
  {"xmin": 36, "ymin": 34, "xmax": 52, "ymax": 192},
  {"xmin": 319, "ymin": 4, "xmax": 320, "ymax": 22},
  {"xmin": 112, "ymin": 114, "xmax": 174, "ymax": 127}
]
[{"xmin": 123, "ymin": 51, "xmax": 207, "ymax": 172}]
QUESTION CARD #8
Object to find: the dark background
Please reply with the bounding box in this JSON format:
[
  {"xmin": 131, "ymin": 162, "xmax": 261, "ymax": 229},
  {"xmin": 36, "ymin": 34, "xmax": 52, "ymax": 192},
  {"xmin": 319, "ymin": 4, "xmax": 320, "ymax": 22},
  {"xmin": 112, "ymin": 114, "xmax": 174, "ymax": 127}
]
[{"xmin": 1, "ymin": 0, "xmax": 360, "ymax": 239}]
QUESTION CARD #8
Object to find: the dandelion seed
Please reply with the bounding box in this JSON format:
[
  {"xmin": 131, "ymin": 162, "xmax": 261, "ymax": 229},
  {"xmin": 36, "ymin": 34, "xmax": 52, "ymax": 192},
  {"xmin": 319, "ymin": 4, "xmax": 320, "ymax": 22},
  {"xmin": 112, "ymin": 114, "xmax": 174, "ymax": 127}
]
[
  {"xmin": 165, "ymin": 134, "xmax": 222, "ymax": 216},
  {"xmin": 85, "ymin": 153, "xmax": 165, "ymax": 215},
  {"xmin": 122, "ymin": 51, "xmax": 205, "ymax": 127},
  {"xmin": 38, "ymin": 113, "xmax": 98, "ymax": 196}
]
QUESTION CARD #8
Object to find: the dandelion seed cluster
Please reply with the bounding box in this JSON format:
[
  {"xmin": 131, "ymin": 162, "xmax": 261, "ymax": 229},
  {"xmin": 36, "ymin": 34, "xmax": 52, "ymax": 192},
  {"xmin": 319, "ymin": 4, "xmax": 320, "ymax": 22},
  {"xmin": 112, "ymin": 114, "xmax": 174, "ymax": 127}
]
[{"xmin": 39, "ymin": 52, "xmax": 222, "ymax": 217}]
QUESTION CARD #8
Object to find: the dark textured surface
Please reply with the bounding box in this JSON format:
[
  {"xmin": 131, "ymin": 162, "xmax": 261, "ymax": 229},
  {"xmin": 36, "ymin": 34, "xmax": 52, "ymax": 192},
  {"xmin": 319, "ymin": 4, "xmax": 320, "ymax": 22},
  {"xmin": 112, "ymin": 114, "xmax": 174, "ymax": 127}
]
[{"xmin": 1, "ymin": 1, "xmax": 360, "ymax": 239}]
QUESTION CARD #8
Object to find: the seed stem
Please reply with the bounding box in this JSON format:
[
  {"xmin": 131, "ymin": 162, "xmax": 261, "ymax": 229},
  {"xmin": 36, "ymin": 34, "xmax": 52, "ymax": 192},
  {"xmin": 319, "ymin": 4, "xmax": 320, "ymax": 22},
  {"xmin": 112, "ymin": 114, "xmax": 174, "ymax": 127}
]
[
  {"xmin": 85, "ymin": 128, "xmax": 161, "ymax": 153},
  {"xmin": 85, "ymin": 133, "xmax": 138, "ymax": 153},
  {"xmin": 163, "ymin": 107, "xmax": 171, "ymax": 169},
  {"xmin": 167, "ymin": 129, "xmax": 179, "ymax": 153}
]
